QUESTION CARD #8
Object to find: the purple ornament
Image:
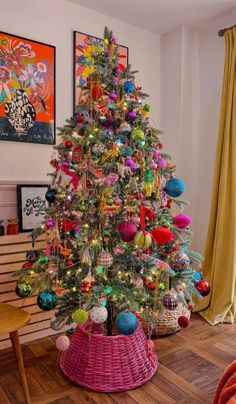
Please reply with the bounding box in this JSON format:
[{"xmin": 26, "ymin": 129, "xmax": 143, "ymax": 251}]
[
  {"xmin": 127, "ymin": 111, "xmax": 137, "ymax": 121},
  {"xmin": 125, "ymin": 157, "xmax": 137, "ymax": 172},
  {"xmin": 62, "ymin": 160, "xmax": 70, "ymax": 168},
  {"xmin": 114, "ymin": 78, "xmax": 119, "ymax": 84},
  {"xmin": 173, "ymin": 213, "xmax": 192, "ymax": 229},
  {"xmin": 103, "ymin": 119, "xmax": 112, "ymax": 128},
  {"xmin": 156, "ymin": 157, "xmax": 167, "ymax": 170},
  {"xmin": 117, "ymin": 221, "xmax": 137, "ymax": 242},
  {"xmin": 109, "ymin": 91, "xmax": 118, "ymax": 101},
  {"xmin": 105, "ymin": 51, "xmax": 110, "ymax": 58},
  {"xmin": 111, "ymin": 36, "xmax": 118, "ymax": 44},
  {"xmin": 46, "ymin": 219, "xmax": 55, "ymax": 230}
]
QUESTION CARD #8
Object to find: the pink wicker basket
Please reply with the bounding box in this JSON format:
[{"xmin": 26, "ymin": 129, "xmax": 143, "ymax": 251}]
[{"xmin": 60, "ymin": 321, "xmax": 158, "ymax": 392}]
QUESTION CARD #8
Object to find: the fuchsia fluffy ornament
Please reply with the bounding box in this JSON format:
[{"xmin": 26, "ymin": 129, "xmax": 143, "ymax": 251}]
[
  {"xmin": 117, "ymin": 221, "xmax": 138, "ymax": 242},
  {"xmin": 173, "ymin": 213, "xmax": 192, "ymax": 229},
  {"xmin": 156, "ymin": 157, "xmax": 167, "ymax": 170}
]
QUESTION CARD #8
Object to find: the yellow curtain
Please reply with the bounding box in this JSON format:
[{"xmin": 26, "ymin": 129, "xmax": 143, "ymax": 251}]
[{"xmin": 196, "ymin": 28, "xmax": 236, "ymax": 325}]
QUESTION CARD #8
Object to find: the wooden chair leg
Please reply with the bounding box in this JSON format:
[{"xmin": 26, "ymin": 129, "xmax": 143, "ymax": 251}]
[{"xmin": 10, "ymin": 330, "xmax": 31, "ymax": 404}]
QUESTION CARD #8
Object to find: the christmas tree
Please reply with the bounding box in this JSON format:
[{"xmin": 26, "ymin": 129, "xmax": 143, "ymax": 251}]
[{"xmin": 15, "ymin": 27, "xmax": 210, "ymax": 336}]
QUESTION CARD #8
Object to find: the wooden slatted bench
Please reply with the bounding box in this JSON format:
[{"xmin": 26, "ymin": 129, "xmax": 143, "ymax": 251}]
[{"xmin": 0, "ymin": 233, "xmax": 59, "ymax": 349}]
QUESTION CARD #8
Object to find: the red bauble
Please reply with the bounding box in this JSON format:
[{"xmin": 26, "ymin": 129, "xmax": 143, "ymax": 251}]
[
  {"xmin": 145, "ymin": 280, "xmax": 156, "ymax": 291},
  {"xmin": 67, "ymin": 260, "xmax": 73, "ymax": 266},
  {"xmin": 62, "ymin": 220, "xmax": 73, "ymax": 232},
  {"xmin": 64, "ymin": 140, "xmax": 72, "ymax": 148},
  {"xmin": 196, "ymin": 280, "xmax": 210, "ymax": 296},
  {"xmin": 178, "ymin": 315, "xmax": 189, "ymax": 328},
  {"xmin": 50, "ymin": 159, "xmax": 58, "ymax": 168},
  {"xmin": 91, "ymin": 85, "xmax": 103, "ymax": 101},
  {"xmin": 22, "ymin": 262, "xmax": 33, "ymax": 269},
  {"xmin": 77, "ymin": 114, "xmax": 85, "ymax": 123},
  {"xmin": 158, "ymin": 143, "xmax": 163, "ymax": 149},
  {"xmin": 117, "ymin": 221, "xmax": 137, "ymax": 242},
  {"xmin": 151, "ymin": 227, "xmax": 174, "ymax": 246}
]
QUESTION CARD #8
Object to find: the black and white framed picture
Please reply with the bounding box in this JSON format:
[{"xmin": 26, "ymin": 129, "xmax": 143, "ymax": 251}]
[{"xmin": 17, "ymin": 184, "xmax": 48, "ymax": 232}]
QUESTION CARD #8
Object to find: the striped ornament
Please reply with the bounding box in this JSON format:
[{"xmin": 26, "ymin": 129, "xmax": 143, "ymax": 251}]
[
  {"xmin": 98, "ymin": 251, "xmax": 113, "ymax": 268},
  {"xmin": 134, "ymin": 231, "xmax": 152, "ymax": 250}
]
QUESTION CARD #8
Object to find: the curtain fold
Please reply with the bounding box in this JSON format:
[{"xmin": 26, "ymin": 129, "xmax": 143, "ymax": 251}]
[{"xmin": 196, "ymin": 28, "xmax": 236, "ymax": 325}]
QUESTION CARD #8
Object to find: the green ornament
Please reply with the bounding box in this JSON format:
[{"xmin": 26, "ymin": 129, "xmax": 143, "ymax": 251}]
[
  {"xmin": 37, "ymin": 256, "xmax": 49, "ymax": 264},
  {"xmin": 107, "ymin": 198, "xmax": 114, "ymax": 206},
  {"xmin": 15, "ymin": 281, "xmax": 32, "ymax": 298},
  {"xmin": 144, "ymin": 169, "xmax": 154, "ymax": 184},
  {"xmin": 121, "ymin": 146, "xmax": 133, "ymax": 157},
  {"xmin": 98, "ymin": 266, "xmax": 103, "ymax": 273},
  {"xmin": 131, "ymin": 128, "xmax": 145, "ymax": 142},
  {"xmin": 104, "ymin": 286, "xmax": 112, "ymax": 295},
  {"xmin": 101, "ymin": 301, "xmax": 107, "ymax": 307},
  {"xmin": 73, "ymin": 308, "xmax": 88, "ymax": 324}
]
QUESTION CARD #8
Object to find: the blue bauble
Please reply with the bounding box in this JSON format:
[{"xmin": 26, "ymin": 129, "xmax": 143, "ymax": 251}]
[
  {"xmin": 45, "ymin": 189, "xmax": 56, "ymax": 203},
  {"xmin": 37, "ymin": 290, "xmax": 58, "ymax": 311},
  {"xmin": 115, "ymin": 311, "xmax": 138, "ymax": 335},
  {"xmin": 124, "ymin": 81, "xmax": 135, "ymax": 94},
  {"xmin": 165, "ymin": 178, "xmax": 185, "ymax": 198},
  {"xmin": 193, "ymin": 271, "xmax": 203, "ymax": 283}
]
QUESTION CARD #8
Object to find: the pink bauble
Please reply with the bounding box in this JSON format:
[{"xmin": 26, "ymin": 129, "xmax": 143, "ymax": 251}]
[
  {"xmin": 147, "ymin": 340, "xmax": 154, "ymax": 350},
  {"xmin": 90, "ymin": 306, "xmax": 108, "ymax": 324},
  {"xmin": 156, "ymin": 157, "xmax": 167, "ymax": 170},
  {"xmin": 56, "ymin": 335, "xmax": 70, "ymax": 351},
  {"xmin": 115, "ymin": 198, "xmax": 122, "ymax": 206},
  {"xmin": 117, "ymin": 221, "xmax": 138, "ymax": 242},
  {"xmin": 149, "ymin": 161, "xmax": 157, "ymax": 170},
  {"xmin": 173, "ymin": 213, "xmax": 192, "ymax": 229}
]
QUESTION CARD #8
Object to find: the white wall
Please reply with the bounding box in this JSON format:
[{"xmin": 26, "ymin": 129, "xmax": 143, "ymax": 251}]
[
  {"xmin": 0, "ymin": 0, "xmax": 160, "ymax": 183},
  {"xmin": 161, "ymin": 7, "xmax": 236, "ymax": 253}
]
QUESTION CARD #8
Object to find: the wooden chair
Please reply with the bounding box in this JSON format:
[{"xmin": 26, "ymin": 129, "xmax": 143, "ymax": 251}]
[{"xmin": 0, "ymin": 303, "xmax": 31, "ymax": 404}]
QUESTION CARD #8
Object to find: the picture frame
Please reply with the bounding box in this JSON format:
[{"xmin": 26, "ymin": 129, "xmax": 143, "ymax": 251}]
[
  {"xmin": 73, "ymin": 31, "xmax": 129, "ymax": 114},
  {"xmin": 0, "ymin": 32, "xmax": 56, "ymax": 144},
  {"xmin": 17, "ymin": 184, "xmax": 48, "ymax": 232}
]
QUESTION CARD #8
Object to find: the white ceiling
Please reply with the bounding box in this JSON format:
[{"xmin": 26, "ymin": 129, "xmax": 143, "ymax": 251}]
[{"xmin": 67, "ymin": 0, "xmax": 236, "ymax": 34}]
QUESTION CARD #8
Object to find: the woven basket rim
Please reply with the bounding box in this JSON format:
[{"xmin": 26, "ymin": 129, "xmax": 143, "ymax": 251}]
[{"xmin": 78, "ymin": 320, "xmax": 141, "ymax": 340}]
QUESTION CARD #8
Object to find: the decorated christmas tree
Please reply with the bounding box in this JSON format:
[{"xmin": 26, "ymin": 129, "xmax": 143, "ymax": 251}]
[{"xmin": 15, "ymin": 27, "xmax": 210, "ymax": 338}]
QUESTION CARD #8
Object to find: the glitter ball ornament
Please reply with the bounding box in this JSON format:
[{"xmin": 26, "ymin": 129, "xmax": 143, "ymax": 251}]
[
  {"xmin": 26, "ymin": 250, "xmax": 39, "ymax": 263},
  {"xmin": 156, "ymin": 157, "xmax": 167, "ymax": 170},
  {"xmin": 56, "ymin": 335, "xmax": 70, "ymax": 351},
  {"xmin": 115, "ymin": 311, "xmax": 138, "ymax": 335},
  {"xmin": 15, "ymin": 281, "xmax": 32, "ymax": 298},
  {"xmin": 173, "ymin": 213, "xmax": 192, "ymax": 229},
  {"xmin": 151, "ymin": 227, "xmax": 174, "ymax": 246},
  {"xmin": 134, "ymin": 231, "xmax": 152, "ymax": 250},
  {"xmin": 73, "ymin": 308, "xmax": 88, "ymax": 324},
  {"xmin": 76, "ymin": 113, "xmax": 84, "ymax": 123},
  {"xmin": 109, "ymin": 91, "xmax": 117, "ymax": 101},
  {"xmin": 124, "ymin": 157, "xmax": 137, "ymax": 172},
  {"xmin": 45, "ymin": 189, "xmax": 56, "ymax": 203},
  {"xmin": 65, "ymin": 140, "xmax": 72, "ymax": 148},
  {"xmin": 46, "ymin": 219, "xmax": 55, "ymax": 230},
  {"xmin": 62, "ymin": 219, "xmax": 73, "ymax": 232},
  {"xmin": 145, "ymin": 280, "xmax": 156, "ymax": 291},
  {"xmin": 37, "ymin": 290, "xmax": 58, "ymax": 311},
  {"xmin": 162, "ymin": 292, "xmax": 178, "ymax": 310},
  {"xmin": 98, "ymin": 251, "xmax": 113, "ymax": 268},
  {"xmin": 117, "ymin": 221, "xmax": 137, "ymax": 242},
  {"xmin": 131, "ymin": 128, "xmax": 144, "ymax": 142},
  {"xmin": 168, "ymin": 251, "xmax": 190, "ymax": 272},
  {"xmin": 165, "ymin": 178, "xmax": 185, "ymax": 198},
  {"xmin": 196, "ymin": 280, "xmax": 210, "ymax": 296},
  {"xmin": 124, "ymin": 81, "xmax": 135, "ymax": 94},
  {"xmin": 127, "ymin": 110, "xmax": 137, "ymax": 121},
  {"xmin": 90, "ymin": 306, "xmax": 108, "ymax": 324},
  {"xmin": 177, "ymin": 315, "xmax": 190, "ymax": 328}
]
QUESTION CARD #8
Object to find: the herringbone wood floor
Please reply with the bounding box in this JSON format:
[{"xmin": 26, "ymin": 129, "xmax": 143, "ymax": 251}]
[{"xmin": 0, "ymin": 314, "xmax": 235, "ymax": 404}]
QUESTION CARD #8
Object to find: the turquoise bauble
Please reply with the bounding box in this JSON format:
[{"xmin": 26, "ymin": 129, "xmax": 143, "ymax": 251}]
[
  {"xmin": 165, "ymin": 178, "xmax": 185, "ymax": 198},
  {"xmin": 115, "ymin": 311, "xmax": 138, "ymax": 335},
  {"xmin": 37, "ymin": 290, "xmax": 58, "ymax": 311},
  {"xmin": 124, "ymin": 81, "xmax": 135, "ymax": 94}
]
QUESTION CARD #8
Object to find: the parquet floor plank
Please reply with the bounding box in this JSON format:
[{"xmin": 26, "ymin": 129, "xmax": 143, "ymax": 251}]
[{"xmin": 0, "ymin": 314, "xmax": 235, "ymax": 403}]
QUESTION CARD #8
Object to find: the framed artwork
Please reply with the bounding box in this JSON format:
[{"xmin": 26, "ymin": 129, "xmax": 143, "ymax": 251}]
[
  {"xmin": 0, "ymin": 32, "xmax": 56, "ymax": 144},
  {"xmin": 17, "ymin": 184, "xmax": 48, "ymax": 232},
  {"xmin": 73, "ymin": 31, "xmax": 128, "ymax": 113}
]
